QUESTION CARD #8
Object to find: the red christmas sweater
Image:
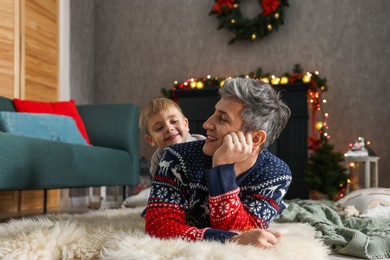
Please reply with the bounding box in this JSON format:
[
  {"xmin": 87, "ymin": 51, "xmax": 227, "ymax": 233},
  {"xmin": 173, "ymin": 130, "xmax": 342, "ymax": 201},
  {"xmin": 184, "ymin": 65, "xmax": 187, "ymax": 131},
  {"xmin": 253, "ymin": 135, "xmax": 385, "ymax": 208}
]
[{"xmin": 144, "ymin": 140, "xmax": 292, "ymax": 242}]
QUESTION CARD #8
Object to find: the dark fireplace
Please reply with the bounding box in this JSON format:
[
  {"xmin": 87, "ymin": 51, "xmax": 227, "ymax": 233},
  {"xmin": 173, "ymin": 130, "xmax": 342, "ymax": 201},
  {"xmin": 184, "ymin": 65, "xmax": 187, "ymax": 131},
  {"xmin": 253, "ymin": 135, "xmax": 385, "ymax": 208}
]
[{"xmin": 173, "ymin": 83, "xmax": 310, "ymax": 199}]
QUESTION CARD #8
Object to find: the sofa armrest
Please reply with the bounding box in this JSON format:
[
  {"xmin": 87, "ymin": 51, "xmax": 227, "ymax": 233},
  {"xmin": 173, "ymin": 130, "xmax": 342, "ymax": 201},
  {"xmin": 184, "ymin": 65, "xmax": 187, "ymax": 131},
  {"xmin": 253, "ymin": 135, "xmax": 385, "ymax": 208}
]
[
  {"xmin": 77, "ymin": 103, "xmax": 139, "ymax": 154},
  {"xmin": 0, "ymin": 96, "xmax": 16, "ymax": 112}
]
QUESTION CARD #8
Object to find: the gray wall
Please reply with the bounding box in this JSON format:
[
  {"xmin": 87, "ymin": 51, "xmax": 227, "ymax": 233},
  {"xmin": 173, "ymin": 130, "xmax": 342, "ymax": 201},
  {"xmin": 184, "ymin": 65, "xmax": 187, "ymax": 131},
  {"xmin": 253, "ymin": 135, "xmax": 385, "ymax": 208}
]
[
  {"xmin": 70, "ymin": 0, "xmax": 95, "ymax": 104},
  {"xmin": 70, "ymin": 0, "xmax": 390, "ymax": 187}
]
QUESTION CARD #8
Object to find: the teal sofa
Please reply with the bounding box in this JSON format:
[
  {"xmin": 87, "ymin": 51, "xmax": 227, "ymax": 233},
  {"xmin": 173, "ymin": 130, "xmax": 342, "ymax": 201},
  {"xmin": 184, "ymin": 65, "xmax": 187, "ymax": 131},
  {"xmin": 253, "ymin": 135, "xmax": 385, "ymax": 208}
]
[{"xmin": 0, "ymin": 96, "xmax": 139, "ymax": 212}]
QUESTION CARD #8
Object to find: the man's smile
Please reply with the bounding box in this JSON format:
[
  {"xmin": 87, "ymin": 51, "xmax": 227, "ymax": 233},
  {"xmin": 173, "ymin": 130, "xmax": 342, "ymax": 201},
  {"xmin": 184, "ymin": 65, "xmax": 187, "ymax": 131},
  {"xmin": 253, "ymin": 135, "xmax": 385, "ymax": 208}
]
[{"xmin": 206, "ymin": 135, "xmax": 218, "ymax": 142}]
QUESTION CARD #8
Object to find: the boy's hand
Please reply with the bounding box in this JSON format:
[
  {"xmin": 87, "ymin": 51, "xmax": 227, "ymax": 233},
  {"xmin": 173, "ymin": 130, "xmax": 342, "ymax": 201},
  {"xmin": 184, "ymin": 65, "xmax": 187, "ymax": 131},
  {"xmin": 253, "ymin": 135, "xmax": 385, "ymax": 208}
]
[
  {"xmin": 229, "ymin": 229, "xmax": 281, "ymax": 248},
  {"xmin": 212, "ymin": 131, "xmax": 255, "ymax": 167}
]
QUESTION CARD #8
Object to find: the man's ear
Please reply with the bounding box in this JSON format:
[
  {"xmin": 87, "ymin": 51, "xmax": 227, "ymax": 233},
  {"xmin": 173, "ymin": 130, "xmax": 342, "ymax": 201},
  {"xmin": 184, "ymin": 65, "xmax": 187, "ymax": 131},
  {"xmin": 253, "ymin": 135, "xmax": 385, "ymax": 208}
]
[
  {"xmin": 144, "ymin": 135, "xmax": 156, "ymax": 147},
  {"xmin": 252, "ymin": 130, "xmax": 267, "ymax": 149}
]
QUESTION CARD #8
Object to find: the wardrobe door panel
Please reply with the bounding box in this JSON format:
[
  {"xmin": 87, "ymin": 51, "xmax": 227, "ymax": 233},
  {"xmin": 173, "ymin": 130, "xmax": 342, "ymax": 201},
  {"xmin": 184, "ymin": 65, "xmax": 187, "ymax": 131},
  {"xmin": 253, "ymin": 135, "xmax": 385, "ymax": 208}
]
[
  {"xmin": 21, "ymin": 0, "xmax": 58, "ymax": 101},
  {"xmin": 0, "ymin": 0, "xmax": 19, "ymax": 99}
]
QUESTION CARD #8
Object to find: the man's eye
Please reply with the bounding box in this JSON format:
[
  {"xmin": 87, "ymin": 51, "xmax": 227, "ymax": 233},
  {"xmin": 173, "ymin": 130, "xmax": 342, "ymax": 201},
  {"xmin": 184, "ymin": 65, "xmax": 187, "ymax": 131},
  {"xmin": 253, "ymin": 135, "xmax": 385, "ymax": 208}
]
[{"xmin": 220, "ymin": 117, "xmax": 228, "ymax": 123}]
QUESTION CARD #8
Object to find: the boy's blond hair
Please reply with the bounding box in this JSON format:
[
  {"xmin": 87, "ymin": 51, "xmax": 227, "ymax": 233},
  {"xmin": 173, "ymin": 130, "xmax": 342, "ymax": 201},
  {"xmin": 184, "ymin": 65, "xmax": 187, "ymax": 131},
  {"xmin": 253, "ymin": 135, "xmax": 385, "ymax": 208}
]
[{"xmin": 139, "ymin": 98, "xmax": 184, "ymax": 134}]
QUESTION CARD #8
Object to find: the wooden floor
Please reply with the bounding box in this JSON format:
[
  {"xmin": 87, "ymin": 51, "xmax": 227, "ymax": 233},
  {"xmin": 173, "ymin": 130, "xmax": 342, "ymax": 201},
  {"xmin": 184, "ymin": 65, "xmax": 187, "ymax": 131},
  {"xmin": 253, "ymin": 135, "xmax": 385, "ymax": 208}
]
[
  {"xmin": 0, "ymin": 206, "xmax": 96, "ymax": 223},
  {"xmin": 0, "ymin": 187, "xmax": 132, "ymax": 223}
]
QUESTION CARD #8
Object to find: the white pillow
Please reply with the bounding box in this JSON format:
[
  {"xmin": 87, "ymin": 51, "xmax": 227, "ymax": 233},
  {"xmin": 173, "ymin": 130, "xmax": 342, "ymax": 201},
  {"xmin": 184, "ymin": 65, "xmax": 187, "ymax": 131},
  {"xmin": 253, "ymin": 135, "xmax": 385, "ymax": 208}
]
[
  {"xmin": 122, "ymin": 187, "xmax": 151, "ymax": 208},
  {"xmin": 361, "ymin": 205, "xmax": 390, "ymax": 218},
  {"xmin": 334, "ymin": 187, "xmax": 390, "ymax": 214}
]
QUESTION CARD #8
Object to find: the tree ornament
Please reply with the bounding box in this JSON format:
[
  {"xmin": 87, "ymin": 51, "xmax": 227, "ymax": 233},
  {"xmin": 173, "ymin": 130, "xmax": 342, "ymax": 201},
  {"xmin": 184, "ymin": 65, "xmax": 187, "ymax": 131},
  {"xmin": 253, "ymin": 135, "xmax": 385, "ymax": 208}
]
[
  {"xmin": 210, "ymin": 0, "xmax": 289, "ymax": 44},
  {"xmin": 261, "ymin": 77, "xmax": 270, "ymax": 83},
  {"xmin": 302, "ymin": 73, "xmax": 312, "ymax": 83},
  {"xmin": 280, "ymin": 76, "xmax": 289, "ymax": 84},
  {"xmin": 196, "ymin": 81, "xmax": 205, "ymax": 89},
  {"xmin": 271, "ymin": 76, "xmax": 280, "ymax": 84},
  {"xmin": 315, "ymin": 121, "xmax": 323, "ymax": 130}
]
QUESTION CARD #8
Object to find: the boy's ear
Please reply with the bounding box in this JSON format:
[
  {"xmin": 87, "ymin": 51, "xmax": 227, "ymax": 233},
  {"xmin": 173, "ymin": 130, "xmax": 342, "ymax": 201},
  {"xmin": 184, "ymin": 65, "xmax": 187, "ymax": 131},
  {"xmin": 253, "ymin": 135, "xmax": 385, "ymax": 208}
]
[
  {"xmin": 252, "ymin": 130, "xmax": 267, "ymax": 149},
  {"xmin": 144, "ymin": 135, "xmax": 156, "ymax": 147},
  {"xmin": 184, "ymin": 117, "xmax": 190, "ymax": 131}
]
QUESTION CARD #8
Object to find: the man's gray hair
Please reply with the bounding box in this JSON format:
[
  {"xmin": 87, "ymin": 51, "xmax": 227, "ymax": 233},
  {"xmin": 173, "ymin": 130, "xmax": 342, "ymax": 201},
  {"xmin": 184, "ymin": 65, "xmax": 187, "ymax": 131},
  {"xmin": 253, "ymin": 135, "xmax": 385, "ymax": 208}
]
[{"xmin": 220, "ymin": 78, "xmax": 291, "ymax": 149}]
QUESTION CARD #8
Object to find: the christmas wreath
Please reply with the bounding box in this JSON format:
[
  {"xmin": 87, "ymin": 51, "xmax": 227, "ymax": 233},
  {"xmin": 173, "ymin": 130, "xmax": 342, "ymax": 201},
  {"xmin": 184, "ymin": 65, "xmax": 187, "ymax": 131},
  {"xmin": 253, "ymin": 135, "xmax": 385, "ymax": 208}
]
[{"xmin": 210, "ymin": 0, "xmax": 289, "ymax": 43}]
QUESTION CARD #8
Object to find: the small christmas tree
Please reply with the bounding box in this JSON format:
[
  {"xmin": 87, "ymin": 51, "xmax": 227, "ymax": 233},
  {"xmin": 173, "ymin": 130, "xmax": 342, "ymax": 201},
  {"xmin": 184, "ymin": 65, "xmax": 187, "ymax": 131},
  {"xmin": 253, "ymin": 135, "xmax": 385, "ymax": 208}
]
[{"xmin": 304, "ymin": 131, "xmax": 348, "ymax": 200}]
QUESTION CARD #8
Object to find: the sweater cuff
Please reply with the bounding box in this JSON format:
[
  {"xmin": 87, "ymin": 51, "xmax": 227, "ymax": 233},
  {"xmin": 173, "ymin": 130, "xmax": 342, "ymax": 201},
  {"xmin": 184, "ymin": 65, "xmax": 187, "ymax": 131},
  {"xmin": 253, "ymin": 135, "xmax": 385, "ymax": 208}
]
[
  {"xmin": 204, "ymin": 228, "xmax": 238, "ymax": 243},
  {"xmin": 206, "ymin": 164, "xmax": 238, "ymax": 197}
]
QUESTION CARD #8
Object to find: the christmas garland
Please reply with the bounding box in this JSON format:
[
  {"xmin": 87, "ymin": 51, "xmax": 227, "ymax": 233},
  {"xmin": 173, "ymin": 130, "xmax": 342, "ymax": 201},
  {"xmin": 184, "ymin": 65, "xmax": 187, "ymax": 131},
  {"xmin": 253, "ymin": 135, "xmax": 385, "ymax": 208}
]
[
  {"xmin": 162, "ymin": 64, "xmax": 329, "ymax": 148},
  {"xmin": 209, "ymin": 0, "xmax": 289, "ymax": 43}
]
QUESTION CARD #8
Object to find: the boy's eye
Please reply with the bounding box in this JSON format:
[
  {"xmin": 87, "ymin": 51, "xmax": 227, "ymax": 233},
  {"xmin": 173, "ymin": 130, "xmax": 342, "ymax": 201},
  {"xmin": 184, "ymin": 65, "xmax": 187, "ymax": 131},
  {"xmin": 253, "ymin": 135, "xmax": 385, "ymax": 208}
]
[
  {"xmin": 154, "ymin": 126, "xmax": 163, "ymax": 132},
  {"xmin": 171, "ymin": 119, "xmax": 179, "ymax": 124}
]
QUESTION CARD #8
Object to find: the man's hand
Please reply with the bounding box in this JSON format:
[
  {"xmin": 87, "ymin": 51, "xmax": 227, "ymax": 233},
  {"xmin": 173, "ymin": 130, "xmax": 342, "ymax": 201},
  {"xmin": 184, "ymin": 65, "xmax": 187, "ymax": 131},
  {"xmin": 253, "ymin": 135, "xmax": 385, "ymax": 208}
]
[
  {"xmin": 228, "ymin": 229, "xmax": 281, "ymax": 248},
  {"xmin": 212, "ymin": 131, "xmax": 254, "ymax": 167}
]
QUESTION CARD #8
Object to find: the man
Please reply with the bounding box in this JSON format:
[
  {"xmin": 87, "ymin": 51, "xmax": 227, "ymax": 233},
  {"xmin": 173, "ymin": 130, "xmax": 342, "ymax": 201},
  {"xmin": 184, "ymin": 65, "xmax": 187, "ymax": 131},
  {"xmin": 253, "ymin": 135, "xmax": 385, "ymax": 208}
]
[{"xmin": 145, "ymin": 77, "xmax": 292, "ymax": 248}]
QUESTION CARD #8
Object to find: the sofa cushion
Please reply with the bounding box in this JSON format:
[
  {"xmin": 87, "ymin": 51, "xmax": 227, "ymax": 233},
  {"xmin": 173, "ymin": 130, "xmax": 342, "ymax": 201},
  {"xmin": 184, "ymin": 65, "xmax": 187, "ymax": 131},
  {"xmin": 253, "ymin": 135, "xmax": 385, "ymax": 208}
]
[
  {"xmin": 13, "ymin": 98, "xmax": 91, "ymax": 144},
  {"xmin": 0, "ymin": 112, "xmax": 88, "ymax": 145},
  {"xmin": 0, "ymin": 132, "xmax": 136, "ymax": 190}
]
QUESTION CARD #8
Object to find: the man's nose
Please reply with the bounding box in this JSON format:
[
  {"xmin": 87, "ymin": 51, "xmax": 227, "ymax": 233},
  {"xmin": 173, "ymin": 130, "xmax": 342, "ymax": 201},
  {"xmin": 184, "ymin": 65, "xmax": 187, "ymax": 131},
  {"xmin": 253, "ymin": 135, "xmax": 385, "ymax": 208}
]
[{"xmin": 203, "ymin": 115, "xmax": 214, "ymax": 130}]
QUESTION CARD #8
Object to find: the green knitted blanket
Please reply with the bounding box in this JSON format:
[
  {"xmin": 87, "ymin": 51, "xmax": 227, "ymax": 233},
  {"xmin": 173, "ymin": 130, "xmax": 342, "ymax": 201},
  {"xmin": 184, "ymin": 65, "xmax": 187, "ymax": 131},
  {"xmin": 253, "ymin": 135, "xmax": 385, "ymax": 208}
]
[{"xmin": 276, "ymin": 200, "xmax": 390, "ymax": 259}]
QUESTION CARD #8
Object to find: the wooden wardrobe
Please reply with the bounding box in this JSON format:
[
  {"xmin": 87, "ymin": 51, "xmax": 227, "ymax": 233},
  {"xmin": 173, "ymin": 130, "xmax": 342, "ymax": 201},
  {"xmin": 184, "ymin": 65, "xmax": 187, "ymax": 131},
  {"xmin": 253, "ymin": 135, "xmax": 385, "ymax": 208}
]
[{"xmin": 0, "ymin": 0, "xmax": 60, "ymax": 212}]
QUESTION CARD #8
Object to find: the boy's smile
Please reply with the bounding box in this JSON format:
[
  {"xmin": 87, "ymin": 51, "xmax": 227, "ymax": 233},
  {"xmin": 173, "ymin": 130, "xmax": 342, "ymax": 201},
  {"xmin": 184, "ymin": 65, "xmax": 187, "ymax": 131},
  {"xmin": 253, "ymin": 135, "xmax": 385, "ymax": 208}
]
[{"xmin": 165, "ymin": 133, "xmax": 180, "ymax": 141}]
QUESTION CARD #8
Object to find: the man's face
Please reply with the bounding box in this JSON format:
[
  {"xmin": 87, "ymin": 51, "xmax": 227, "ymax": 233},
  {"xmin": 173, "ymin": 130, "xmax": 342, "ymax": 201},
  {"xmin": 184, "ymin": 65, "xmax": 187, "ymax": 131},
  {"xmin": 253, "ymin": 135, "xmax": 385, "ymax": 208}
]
[
  {"xmin": 145, "ymin": 107, "xmax": 189, "ymax": 149},
  {"xmin": 202, "ymin": 98, "xmax": 245, "ymax": 156}
]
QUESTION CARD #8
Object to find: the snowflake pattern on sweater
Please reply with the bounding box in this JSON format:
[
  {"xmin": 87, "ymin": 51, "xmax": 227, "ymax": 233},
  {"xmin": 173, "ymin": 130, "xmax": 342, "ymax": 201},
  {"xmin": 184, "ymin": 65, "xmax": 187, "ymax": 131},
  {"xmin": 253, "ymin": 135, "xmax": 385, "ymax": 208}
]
[{"xmin": 145, "ymin": 140, "xmax": 292, "ymax": 243}]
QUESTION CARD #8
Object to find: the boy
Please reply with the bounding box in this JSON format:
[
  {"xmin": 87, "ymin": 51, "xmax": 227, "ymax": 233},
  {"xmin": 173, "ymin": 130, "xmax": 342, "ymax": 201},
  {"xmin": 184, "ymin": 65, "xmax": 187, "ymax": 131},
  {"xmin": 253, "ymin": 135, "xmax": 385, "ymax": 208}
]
[
  {"xmin": 139, "ymin": 98, "xmax": 205, "ymax": 177},
  {"xmin": 122, "ymin": 98, "xmax": 205, "ymax": 208}
]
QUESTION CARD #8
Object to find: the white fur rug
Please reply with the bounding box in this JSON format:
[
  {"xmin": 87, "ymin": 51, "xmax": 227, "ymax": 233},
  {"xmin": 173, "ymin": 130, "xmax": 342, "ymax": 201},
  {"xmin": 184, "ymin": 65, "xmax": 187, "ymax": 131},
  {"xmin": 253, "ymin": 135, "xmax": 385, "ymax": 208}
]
[{"xmin": 0, "ymin": 207, "xmax": 330, "ymax": 260}]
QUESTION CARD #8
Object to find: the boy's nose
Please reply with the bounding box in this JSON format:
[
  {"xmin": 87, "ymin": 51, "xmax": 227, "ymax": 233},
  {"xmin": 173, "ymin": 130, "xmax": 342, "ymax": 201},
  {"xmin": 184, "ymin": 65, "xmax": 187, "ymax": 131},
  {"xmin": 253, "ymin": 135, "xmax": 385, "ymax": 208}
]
[{"xmin": 167, "ymin": 125, "xmax": 175, "ymax": 132}]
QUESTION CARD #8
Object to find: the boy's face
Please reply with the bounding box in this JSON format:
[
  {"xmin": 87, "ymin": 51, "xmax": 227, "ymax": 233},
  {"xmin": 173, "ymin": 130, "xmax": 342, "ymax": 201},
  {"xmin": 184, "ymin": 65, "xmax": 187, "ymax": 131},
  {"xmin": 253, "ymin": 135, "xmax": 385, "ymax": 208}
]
[
  {"xmin": 202, "ymin": 98, "xmax": 245, "ymax": 156},
  {"xmin": 145, "ymin": 107, "xmax": 190, "ymax": 150}
]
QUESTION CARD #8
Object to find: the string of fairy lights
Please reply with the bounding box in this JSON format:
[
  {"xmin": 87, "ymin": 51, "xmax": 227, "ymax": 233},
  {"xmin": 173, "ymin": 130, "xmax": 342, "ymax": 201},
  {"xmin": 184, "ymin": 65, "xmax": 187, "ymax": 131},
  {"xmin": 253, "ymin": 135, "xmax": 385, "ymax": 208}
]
[{"xmin": 164, "ymin": 65, "xmax": 331, "ymax": 144}]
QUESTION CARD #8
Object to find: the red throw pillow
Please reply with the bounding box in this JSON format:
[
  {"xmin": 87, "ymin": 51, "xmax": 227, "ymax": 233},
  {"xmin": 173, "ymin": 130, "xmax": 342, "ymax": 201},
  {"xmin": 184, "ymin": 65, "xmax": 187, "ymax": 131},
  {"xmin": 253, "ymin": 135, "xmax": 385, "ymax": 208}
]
[{"xmin": 13, "ymin": 98, "xmax": 91, "ymax": 144}]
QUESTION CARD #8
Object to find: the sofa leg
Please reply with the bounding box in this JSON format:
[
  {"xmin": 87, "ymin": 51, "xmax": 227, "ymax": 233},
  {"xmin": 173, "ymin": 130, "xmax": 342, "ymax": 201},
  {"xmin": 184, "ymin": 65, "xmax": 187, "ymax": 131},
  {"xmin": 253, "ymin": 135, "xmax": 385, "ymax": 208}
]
[
  {"xmin": 43, "ymin": 189, "xmax": 48, "ymax": 214},
  {"xmin": 123, "ymin": 185, "xmax": 126, "ymax": 200}
]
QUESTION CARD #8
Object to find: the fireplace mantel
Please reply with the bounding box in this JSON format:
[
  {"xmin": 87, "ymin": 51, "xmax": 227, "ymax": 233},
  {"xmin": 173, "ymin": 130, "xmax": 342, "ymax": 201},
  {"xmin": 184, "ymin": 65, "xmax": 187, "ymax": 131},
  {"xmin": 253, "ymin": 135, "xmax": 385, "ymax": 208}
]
[{"xmin": 173, "ymin": 83, "xmax": 310, "ymax": 199}]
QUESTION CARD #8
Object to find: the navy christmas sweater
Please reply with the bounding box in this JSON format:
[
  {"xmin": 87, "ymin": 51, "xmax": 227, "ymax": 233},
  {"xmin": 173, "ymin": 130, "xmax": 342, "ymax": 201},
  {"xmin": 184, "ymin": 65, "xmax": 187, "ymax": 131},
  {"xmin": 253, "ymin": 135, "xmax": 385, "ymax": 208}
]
[{"xmin": 144, "ymin": 140, "xmax": 292, "ymax": 243}]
